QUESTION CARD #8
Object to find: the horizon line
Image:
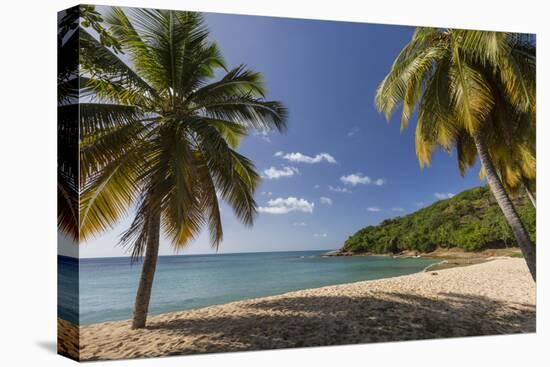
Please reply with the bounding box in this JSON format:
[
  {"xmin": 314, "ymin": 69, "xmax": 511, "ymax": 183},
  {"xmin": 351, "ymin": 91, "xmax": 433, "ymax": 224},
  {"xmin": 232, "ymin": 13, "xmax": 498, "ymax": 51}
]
[{"xmin": 59, "ymin": 248, "xmax": 338, "ymax": 260}]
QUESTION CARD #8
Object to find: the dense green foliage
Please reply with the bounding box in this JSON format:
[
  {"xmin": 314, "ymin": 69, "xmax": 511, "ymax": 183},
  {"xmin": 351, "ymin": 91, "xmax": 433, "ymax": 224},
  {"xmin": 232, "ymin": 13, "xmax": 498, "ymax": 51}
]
[{"xmin": 343, "ymin": 186, "xmax": 535, "ymax": 254}]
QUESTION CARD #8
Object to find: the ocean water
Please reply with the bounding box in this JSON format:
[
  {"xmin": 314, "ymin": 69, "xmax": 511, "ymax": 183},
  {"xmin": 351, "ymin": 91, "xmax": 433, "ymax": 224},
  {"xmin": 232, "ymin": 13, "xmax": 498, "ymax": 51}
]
[{"xmin": 58, "ymin": 251, "xmax": 437, "ymax": 325}]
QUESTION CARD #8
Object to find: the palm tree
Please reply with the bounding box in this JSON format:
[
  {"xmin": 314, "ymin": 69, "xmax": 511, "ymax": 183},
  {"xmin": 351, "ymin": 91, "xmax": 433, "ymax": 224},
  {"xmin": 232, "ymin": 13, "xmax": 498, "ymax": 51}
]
[
  {"xmin": 375, "ymin": 28, "xmax": 536, "ymax": 280},
  {"xmin": 57, "ymin": 8, "xmax": 80, "ymax": 240},
  {"xmin": 58, "ymin": 5, "xmax": 121, "ymax": 240},
  {"xmin": 78, "ymin": 8, "xmax": 288, "ymax": 328}
]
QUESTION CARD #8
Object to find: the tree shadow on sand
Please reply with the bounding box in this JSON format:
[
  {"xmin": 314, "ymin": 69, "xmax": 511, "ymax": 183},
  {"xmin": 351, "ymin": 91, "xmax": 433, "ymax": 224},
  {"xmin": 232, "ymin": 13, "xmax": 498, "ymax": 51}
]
[{"xmin": 143, "ymin": 292, "xmax": 535, "ymax": 355}]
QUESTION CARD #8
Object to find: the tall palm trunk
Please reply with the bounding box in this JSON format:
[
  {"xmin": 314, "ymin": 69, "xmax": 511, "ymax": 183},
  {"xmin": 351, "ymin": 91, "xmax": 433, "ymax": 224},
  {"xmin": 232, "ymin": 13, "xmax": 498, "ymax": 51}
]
[
  {"xmin": 131, "ymin": 212, "xmax": 161, "ymax": 329},
  {"xmin": 473, "ymin": 130, "xmax": 536, "ymax": 281}
]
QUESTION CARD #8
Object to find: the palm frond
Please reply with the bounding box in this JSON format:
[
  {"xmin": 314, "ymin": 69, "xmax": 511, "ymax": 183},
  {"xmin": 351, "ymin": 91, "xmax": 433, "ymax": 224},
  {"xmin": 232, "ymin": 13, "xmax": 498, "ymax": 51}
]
[
  {"xmin": 196, "ymin": 94, "xmax": 288, "ymax": 132},
  {"xmin": 188, "ymin": 64, "xmax": 266, "ymax": 102},
  {"xmin": 448, "ymin": 33, "xmax": 494, "ymax": 134},
  {"xmin": 80, "ymin": 27, "xmax": 159, "ymax": 105},
  {"xmin": 195, "ymin": 151, "xmax": 223, "ymax": 249},
  {"xmin": 499, "ymin": 41, "xmax": 536, "ymax": 114},
  {"xmin": 79, "ymin": 145, "xmax": 150, "ymax": 239},
  {"xmin": 161, "ymin": 123, "xmax": 205, "ymax": 248},
  {"xmin": 79, "ymin": 102, "xmax": 146, "ymax": 135},
  {"xmin": 375, "ymin": 27, "xmax": 446, "ymax": 124}
]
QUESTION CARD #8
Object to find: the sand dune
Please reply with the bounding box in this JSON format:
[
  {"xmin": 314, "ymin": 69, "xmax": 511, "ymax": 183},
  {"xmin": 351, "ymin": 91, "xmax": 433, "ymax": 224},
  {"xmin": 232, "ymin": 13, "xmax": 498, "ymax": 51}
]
[{"xmin": 58, "ymin": 258, "xmax": 535, "ymax": 361}]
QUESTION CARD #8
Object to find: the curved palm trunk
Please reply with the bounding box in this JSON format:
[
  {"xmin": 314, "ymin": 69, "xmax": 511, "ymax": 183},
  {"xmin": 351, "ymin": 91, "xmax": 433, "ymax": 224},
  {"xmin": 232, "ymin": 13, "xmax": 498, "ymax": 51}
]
[
  {"xmin": 131, "ymin": 213, "xmax": 161, "ymax": 329},
  {"xmin": 473, "ymin": 130, "xmax": 536, "ymax": 281}
]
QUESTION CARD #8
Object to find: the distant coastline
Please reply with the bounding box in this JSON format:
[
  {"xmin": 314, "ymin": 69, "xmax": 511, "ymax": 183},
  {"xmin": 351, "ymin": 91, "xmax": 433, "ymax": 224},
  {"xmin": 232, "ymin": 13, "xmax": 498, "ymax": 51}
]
[
  {"xmin": 65, "ymin": 249, "xmax": 340, "ymax": 261},
  {"xmin": 323, "ymin": 246, "xmax": 524, "ymax": 271}
]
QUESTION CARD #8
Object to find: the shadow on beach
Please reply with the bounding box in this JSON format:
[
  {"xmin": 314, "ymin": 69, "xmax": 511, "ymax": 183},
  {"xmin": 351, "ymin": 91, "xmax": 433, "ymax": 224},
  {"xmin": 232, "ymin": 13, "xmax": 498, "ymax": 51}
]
[
  {"xmin": 139, "ymin": 292, "xmax": 534, "ymax": 355},
  {"xmin": 62, "ymin": 259, "xmax": 536, "ymax": 361}
]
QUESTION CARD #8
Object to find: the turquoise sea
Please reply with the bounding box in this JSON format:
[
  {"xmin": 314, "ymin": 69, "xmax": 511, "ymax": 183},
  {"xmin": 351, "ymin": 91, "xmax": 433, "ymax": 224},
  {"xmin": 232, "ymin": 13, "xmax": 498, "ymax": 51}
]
[{"xmin": 58, "ymin": 251, "xmax": 437, "ymax": 325}]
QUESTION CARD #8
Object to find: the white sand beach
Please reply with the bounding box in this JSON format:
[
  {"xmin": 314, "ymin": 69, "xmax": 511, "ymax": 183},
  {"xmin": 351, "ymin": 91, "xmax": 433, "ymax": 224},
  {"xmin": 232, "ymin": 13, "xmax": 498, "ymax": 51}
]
[{"xmin": 58, "ymin": 258, "xmax": 535, "ymax": 361}]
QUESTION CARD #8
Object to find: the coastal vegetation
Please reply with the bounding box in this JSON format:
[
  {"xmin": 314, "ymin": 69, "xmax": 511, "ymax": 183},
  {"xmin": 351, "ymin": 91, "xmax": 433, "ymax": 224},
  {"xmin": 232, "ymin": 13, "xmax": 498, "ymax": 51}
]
[
  {"xmin": 375, "ymin": 29, "xmax": 536, "ymax": 279},
  {"xmin": 342, "ymin": 185, "xmax": 535, "ymax": 254},
  {"xmin": 78, "ymin": 7, "xmax": 287, "ymax": 328}
]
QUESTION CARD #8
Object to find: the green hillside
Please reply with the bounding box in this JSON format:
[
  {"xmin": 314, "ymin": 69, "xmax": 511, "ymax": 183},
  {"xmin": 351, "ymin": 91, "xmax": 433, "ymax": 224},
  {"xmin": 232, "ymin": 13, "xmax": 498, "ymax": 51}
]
[{"xmin": 342, "ymin": 186, "xmax": 535, "ymax": 254}]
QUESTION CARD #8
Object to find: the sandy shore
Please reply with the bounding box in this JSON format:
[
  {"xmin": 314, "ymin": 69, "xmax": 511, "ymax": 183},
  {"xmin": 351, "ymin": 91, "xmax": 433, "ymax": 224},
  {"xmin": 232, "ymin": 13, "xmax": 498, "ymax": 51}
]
[{"xmin": 59, "ymin": 258, "xmax": 535, "ymax": 361}]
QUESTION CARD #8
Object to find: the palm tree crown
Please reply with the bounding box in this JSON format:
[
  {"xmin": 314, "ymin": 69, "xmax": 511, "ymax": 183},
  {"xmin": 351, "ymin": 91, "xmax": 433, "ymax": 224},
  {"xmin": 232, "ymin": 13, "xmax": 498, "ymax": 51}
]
[
  {"xmin": 79, "ymin": 8, "xmax": 287, "ymax": 256},
  {"xmin": 375, "ymin": 28, "xmax": 536, "ymax": 280},
  {"xmin": 376, "ymin": 28, "xmax": 535, "ymax": 181}
]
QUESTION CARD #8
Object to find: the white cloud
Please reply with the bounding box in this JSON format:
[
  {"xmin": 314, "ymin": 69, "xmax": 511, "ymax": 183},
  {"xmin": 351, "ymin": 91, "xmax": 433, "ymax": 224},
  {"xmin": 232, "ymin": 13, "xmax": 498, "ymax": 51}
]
[
  {"xmin": 274, "ymin": 151, "xmax": 284, "ymax": 157},
  {"xmin": 340, "ymin": 173, "xmax": 385, "ymax": 186},
  {"xmin": 253, "ymin": 129, "xmax": 272, "ymax": 143},
  {"xmin": 263, "ymin": 166, "xmax": 299, "ymax": 180},
  {"xmin": 415, "ymin": 201, "xmax": 425, "ymax": 207},
  {"xmin": 261, "ymin": 191, "xmax": 273, "ymax": 197},
  {"xmin": 293, "ymin": 222, "xmax": 307, "ymax": 226},
  {"xmin": 319, "ymin": 197, "xmax": 333, "ymax": 205},
  {"xmin": 314, "ymin": 233, "xmax": 328, "ymax": 238},
  {"xmin": 347, "ymin": 127, "xmax": 360, "ymax": 137},
  {"xmin": 392, "ymin": 207, "xmax": 405, "ymax": 212},
  {"xmin": 329, "ymin": 185, "xmax": 351, "ymax": 193},
  {"xmin": 340, "ymin": 173, "xmax": 369, "ymax": 186},
  {"xmin": 313, "ymin": 184, "xmax": 320, "ymax": 189},
  {"xmin": 434, "ymin": 192, "xmax": 455, "ymax": 200},
  {"xmin": 276, "ymin": 152, "xmax": 337, "ymax": 164},
  {"xmin": 258, "ymin": 197, "xmax": 315, "ymax": 215},
  {"xmin": 367, "ymin": 207, "xmax": 381, "ymax": 212}
]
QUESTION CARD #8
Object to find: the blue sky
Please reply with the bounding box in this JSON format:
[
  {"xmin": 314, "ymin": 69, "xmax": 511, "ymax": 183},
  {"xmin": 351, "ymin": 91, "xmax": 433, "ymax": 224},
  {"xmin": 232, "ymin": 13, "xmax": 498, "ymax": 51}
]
[{"xmin": 73, "ymin": 9, "xmax": 485, "ymax": 258}]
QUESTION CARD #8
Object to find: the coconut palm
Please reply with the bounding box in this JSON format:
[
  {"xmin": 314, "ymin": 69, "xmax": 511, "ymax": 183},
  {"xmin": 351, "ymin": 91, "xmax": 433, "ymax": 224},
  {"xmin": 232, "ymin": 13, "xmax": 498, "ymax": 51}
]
[
  {"xmin": 375, "ymin": 28, "xmax": 536, "ymax": 280},
  {"xmin": 57, "ymin": 8, "xmax": 80, "ymax": 240},
  {"xmin": 58, "ymin": 5, "xmax": 121, "ymax": 240},
  {"xmin": 79, "ymin": 8, "xmax": 287, "ymax": 328}
]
